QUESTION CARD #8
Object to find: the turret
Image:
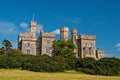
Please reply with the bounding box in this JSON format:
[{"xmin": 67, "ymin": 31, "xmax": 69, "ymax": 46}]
[
  {"xmin": 71, "ymin": 29, "xmax": 77, "ymax": 41},
  {"xmin": 30, "ymin": 21, "xmax": 37, "ymax": 38},
  {"xmin": 60, "ymin": 27, "xmax": 69, "ymax": 40}
]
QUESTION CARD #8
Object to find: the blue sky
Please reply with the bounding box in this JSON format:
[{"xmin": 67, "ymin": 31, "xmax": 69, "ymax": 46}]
[{"xmin": 0, "ymin": 0, "xmax": 120, "ymax": 58}]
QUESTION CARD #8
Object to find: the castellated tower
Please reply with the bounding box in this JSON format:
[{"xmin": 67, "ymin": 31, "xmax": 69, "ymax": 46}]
[
  {"xmin": 71, "ymin": 29, "xmax": 78, "ymax": 57},
  {"xmin": 60, "ymin": 27, "xmax": 69, "ymax": 40},
  {"xmin": 30, "ymin": 21, "xmax": 37, "ymax": 38},
  {"xmin": 78, "ymin": 35, "xmax": 96, "ymax": 59},
  {"xmin": 71, "ymin": 29, "xmax": 77, "ymax": 41}
]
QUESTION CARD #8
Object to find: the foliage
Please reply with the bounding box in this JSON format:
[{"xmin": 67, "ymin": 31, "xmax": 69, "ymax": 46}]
[
  {"xmin": 95, "ymin": 57, "xmax": 120, "ymax": 76},
  {"xmin": 21, "ymin": 54, "xmax": 66, "ymax": 72},
  {"xmin": 52, "ymin": 40, "xmax": 75, "ymax": 58},
  {"xmin": 75, "ymin": 57, "xmax": 96, "ymax": 74},
  {"xmin": 0, "ymin": 39, "xmax": 120, "ymax": 76},
  {"xmin": 75, "ymin": 57, "xmax": 120, "ymax": 76},
  {"xmin": 1, "ymin": 39, "xmax": 12, "ymax": 50},
  {"xmin": 0, "ymin": 48, "xmax": 5, "ymax": 55}
]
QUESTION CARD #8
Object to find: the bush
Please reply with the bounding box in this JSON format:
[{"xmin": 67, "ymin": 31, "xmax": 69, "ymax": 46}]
[
  {"xmin": 95, "ymin": 57, "xmax": 120, "ymax": 76},
  {"xmin": 0, "ymin": 48, "xmax": 120, "ymax": 76},
  {"xmin": 21, "ymin": 55, "xmax": 66, "ymax": 72}
]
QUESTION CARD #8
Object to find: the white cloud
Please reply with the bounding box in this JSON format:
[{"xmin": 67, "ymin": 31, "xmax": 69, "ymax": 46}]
[
  {"xmin": 105, "ymin": 53, "xmax": 115, "ymax": 57},
  {"xmin": 117, "ymin": 48, "xmax": 120, "ymax": 51},
  {"xmin": 0, "ymin": 21, "xmax": 19, "ymax": 49},
  {"xmin": 0, "ymin": 21, "xmax": 17, "ymax": 34},
  {"xmin": 20, "ymin": 22, "xmax": 28, "ymax": 28},
  {"xmin": 115, "ymin": 43, "xmax": 120, "ymax": 47},
  {"xmin": 20, "ymin": 22, "xmax": 29, "ymax": 31},
  {"xmin": 52, "ymin": 29, "xmax": 60, "ymax": 34},
  {"xmin": 36, "ymin": 24, "xmax": 43, "ymax": 33},
  {"xmin": 115, "ymin": 43, "xmax": 120, "ymax": 51}
]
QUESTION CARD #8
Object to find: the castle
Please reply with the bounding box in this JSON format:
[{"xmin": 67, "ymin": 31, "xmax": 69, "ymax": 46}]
[{"xmin": 18, "ymin": 20, "xmax": 104, "ymax": 60}]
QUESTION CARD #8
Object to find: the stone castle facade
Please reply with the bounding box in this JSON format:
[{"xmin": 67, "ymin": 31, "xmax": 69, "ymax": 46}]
[{"xmin": 18, "ymin": 20, "xmax": 104, "ymax": 59}]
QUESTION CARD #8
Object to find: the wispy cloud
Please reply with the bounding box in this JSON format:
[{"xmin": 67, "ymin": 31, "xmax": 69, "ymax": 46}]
[
  {"xmin": 115, "ymin": 43, "xmax": 120, "ymax": 51},
  {"xmin": 0, "ymin": 21, "xmax": 18, "ymax": 34},
  {"xmin": 20, "ymin": 22, "xmax": 43, "ymax": 33},
  {"xmin": 20, "ymin": 22, "xmax": 28, "ymax": 29},
  {"xmin": 0, "ymin": 21, "xmax": 19, "ymax": 48},
  {"xmin": 52, "ymin": 29, "xmax": 60, "ymax": 34},
  {"xmin": 20, "ymin": 22, "xmax": 29, "ymax": 31},
  {"xmin": 54, "ymin": 15, "xmax": 81, "ymax": 24},
  {"xmin": 37, "ymin": 24, "xmax": 43, "ymax": 33},
  {"xmin": 105, "ymin": 53, "xmax": 115, "ymax": 57}
]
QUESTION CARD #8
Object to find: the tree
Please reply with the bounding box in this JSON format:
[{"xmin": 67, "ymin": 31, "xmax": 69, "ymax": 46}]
[
  {"xmin": 52, "ymin": 40, "xmax": 75, "ymax": 58},
  {"xmin": 0, "ymin": 48, "xmax": 5, "ymax": 55},
  {"xmin": 2, "ymin": 39, "xmax": 12, "ymax": 50}
]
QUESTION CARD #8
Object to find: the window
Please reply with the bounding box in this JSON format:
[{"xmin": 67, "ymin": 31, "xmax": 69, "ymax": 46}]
[
  {"xmin": 89, "ymin": 48, "xmax": 91, "ymax": 55},
  {"xmin": 36, "ymin": 42, "xmax": 40, "ymax": 48},
  {"xmin": 27, "ymin": 49, "xmax": 30, "ymax": 54},
  {"xmin": 28, "ymin": 43, "xmax": 30, "ymax": 47},
  {"xmin": 89, "ymin": 43, "xmax": 92, "ymax": 47},
  {"xmin": 46, "ymin": 47, "xmax": 51, "ymax": 54},
  {"xmin": 47, "ymin": 40, "xmax": 50, "ymax": 45}
]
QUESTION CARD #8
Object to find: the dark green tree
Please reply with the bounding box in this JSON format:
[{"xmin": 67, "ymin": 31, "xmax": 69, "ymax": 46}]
[
  {"xmin": 2, "ymin": 39, "xmax": 12, "ymax": 50},
  {"xmin": 52, "ymin": 40, "xmax": 75, "ymax": 58},
  {"xmin": 1, "ymin": 39, "xmax": 12, "ymax": 54},
  {"xmin": 0, "ymin": 48, "xmax": 5, "ymax": 55}
]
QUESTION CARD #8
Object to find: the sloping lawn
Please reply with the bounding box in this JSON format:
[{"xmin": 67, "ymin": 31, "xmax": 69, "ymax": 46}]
[{"xmin": 0, "ymin": 69, "xmax": 120, "ymax": 80}]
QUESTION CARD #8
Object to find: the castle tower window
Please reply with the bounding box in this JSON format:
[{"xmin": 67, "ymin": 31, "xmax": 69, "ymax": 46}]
[
  {"xmin": 46, "ymin": 47, "xmax": 51, "ymax": 54},
  {"xmin": 28, "ymin": 43, "xmax": 30, "ymax": 47},
  {"xmin": 47, "ymin": 40, "xmax": 50, "ymax": 45},
  {"xmin": 27, "ymin": 49, "xmax": 30, "ymax": 54},
  {"xmin": 89, "ymin": 48, "xmax": 91, "ymax": 55}
]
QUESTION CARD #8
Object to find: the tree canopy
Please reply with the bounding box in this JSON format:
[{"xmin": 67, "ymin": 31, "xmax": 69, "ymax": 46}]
[
  {"xmin": 52, "ymin": 40, "xmax": 75, "ymax": 58},
  {"xmin": 2, "ymin": 39, "xmax": 12, "ymax": 50}
]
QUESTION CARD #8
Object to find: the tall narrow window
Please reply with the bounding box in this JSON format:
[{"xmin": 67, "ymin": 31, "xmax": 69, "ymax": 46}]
[
  {"xmin": 28, "ymin": 43, "xmax": 30, "ymax": 47},
  {"xmin": 89, "ymin": 48, "xmax": 91, "ymax": 55},
  {"xmin": 46, "ymin": 47, "xmax": 51, "ymax": 54},
  {"xmin": 47, "ymin": 40, "xmax": 50, "ymax": 45},
  {"xmin": 27, "ymin": 49, "xmax": 30, "ymax": 54}
]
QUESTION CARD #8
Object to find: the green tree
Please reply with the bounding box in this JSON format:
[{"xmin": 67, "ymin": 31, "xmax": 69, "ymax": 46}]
[
  {"xmin": 0, "ymin": 48, "xmax": 5, "ymax": 55},
  {"xmin": 95, "ymin": 57, "xmax": 120, "ymax": 76},
  {"xmin": 2, "ymin": 39, "xmax": 12, "ymax": 50},
  {"xmin": 52, "ymin": 40, "xmax": 75, "ymax": 58}
]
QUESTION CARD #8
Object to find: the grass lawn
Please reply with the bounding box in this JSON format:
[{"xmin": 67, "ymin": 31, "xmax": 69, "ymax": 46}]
[{"xmin": 0, "ymin": 69, "xmax": 120, "ymax": 80}]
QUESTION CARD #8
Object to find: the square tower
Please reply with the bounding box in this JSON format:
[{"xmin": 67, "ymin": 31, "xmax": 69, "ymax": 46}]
[
  {"xmin": 40, "ymin": 31, "xmax": 55, "ymax": 56},
  {"xmin": 77, "ymin": 34, "xmax": 96, "ymax": 59}
]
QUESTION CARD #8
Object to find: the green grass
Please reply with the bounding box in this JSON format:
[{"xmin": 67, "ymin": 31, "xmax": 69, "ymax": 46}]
[{"xmin": 0, "ymin": 69, "xmax": 120, "ymax": 80}]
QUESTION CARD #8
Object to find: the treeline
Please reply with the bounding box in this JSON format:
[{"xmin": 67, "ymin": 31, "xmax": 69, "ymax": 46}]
[
  {"xmin": 0, "ymin": 52, "xmax": 120, "ymax": 76},
  {"xmin": 0, "ymin": 39, "xmax": 120, "ymax": 76},
  {"xmin": 76, "ymin": 57, "xmax": 120, "ymax": 76},
  {"xmin": 0, "ymin": 51, "xmax": 74, "ymax": 72}
]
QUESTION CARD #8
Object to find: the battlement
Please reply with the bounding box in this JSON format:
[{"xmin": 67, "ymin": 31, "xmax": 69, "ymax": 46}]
[
  {"xmin": 79, "ymin": 34, "xmax": 96, "ymax": 40},
  {"xmin": 41, "ymin": 32, "xmax": 55, "ymax": 38},
  {"xmin": 96, "ymin": 49, "xmax": 104, "ymax": 54},
  {"xmin": 18, "ymin": 32, "xmax": 30, "ymax": 36},
  {"xmin": 60, "ymin": 26, "xmax": 69, "ymax": 32},
  {"xmin": 71, "ymin": 29, "xmax": 77, "ymax": 34}
]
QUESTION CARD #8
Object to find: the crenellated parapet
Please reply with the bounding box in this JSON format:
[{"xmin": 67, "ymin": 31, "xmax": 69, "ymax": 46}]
[
  {"xmin": 60, "ymin": 26, "xmax": 69, "ymax": 32},
  {"xmin": 60, "ymin": 26, "xmax": 69, "ymax": 40},
  {"xmin": 40, "ymin": 32, "xmax": 55, "ymax": 38},
  {"xmin": 78, "ymin": 34, "xmax": 96, "ymax": 40}
]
